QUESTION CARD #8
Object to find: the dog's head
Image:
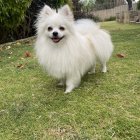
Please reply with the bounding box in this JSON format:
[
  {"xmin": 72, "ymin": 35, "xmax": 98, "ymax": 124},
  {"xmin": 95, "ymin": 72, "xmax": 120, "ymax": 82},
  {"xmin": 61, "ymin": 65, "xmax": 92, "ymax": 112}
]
[{"xmin": 36, "ymin": 5, "xmax": 74, "ymax": 44}]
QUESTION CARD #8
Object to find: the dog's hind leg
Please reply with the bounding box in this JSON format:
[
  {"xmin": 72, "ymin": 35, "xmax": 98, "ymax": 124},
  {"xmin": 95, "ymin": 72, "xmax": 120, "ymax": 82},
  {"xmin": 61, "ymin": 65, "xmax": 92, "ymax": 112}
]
[
  {"xmin": 57, "ymin": 79, "xmax": 65, "ymax": 87},
  {"xmin": 88, "ymin": 62, "xmax": 96, "ymax": 74}
]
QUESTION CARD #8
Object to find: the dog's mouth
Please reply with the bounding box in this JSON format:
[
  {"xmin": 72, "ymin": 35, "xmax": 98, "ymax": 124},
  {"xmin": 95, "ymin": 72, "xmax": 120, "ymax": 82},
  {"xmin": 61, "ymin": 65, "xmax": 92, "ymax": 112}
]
[{"xmin": 51, "ymin": 36, "xmax": 64, "ymax": 43}]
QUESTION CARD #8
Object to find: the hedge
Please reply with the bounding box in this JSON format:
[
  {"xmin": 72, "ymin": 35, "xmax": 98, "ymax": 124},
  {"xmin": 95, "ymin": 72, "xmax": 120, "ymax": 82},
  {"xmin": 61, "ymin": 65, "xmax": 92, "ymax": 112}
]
[{"xmin": 0, "ymin": 0, "xmax": 73, "ymax": 44}]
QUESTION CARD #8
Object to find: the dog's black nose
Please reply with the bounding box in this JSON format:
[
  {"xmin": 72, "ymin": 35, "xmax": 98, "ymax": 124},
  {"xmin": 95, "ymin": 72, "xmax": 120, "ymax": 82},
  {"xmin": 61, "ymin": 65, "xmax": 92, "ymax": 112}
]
[{"xmin": 53, "ymin": 32, "xmax": 58, "ymax": 37}]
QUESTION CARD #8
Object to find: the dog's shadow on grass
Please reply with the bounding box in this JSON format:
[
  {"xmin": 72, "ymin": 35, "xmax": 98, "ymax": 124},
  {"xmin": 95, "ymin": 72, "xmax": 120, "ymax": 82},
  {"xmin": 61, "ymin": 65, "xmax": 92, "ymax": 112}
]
[
  {"xmin": 44, "ymin": 70, "xmax": 108, "ymax": 94},
  {"xmin": 53, "ymin": 73, "xmax": 104, "ymax": 92},
  {"xmin": 81, "ymin": 72, "xmax": 103, "ymax": 86},
  {"xmin": 33, "ymin": 71, "xmax": 110, "ymax": 115},
  {"xmin": 55, "ymin": 71, "xmax": 108, "ymax": 94}
]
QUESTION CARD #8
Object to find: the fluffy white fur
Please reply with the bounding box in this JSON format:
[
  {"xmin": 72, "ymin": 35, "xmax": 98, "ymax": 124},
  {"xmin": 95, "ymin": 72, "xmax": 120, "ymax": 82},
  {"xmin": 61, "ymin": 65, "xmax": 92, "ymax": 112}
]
[{"xmin": 35, "ymin": 5, "xmax": 114, "ymax": 93}]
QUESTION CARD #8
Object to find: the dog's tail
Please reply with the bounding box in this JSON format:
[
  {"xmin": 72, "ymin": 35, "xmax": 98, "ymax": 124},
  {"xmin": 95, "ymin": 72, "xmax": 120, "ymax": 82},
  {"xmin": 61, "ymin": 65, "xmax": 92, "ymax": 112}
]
[
  {"xmin": 90, "ymin": 29, "xmax": 114, "ymax": 63},
  {"xmin": 75, "ymin": 19, "xmax": 114, "ymax": 63},
  {"xmin": 75, "ymin": 19, "xmax": 100, "ymax": 35}
]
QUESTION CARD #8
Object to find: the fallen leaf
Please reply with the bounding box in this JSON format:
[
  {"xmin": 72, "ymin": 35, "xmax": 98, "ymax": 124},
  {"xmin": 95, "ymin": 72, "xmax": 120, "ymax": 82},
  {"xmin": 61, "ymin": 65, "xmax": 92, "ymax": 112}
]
[
  {"xmin": 17, "ymin": 64, "xmax": 26, "ymax": 69},
  {"xmin": 17, "ymin": 64, "xmax": 24, "ymax": 69},
  {"xmin": 0, "ymin": 48, "xmax": 3, "ymax": 51},
  {"xmin": 116, "ymin": 53, "xmax": 125, "ymax": 58},
  {"xmin": 6, "ymin": 46, "xmax": 11, "ymax": 50},
  {"xmin": 25, "ymin": 51, "xmax": 31, "ymax": 57},
  {"xmin": 16, "ymin": 42, "xmax": 21, "ymax": 46},
  {"xmin": 8, "ymin": 51, "xmax": 13, "ymax": 55},
  {"xmin": 20, "ymin": 57, "xmax": 25, "ymax": 60},
  {"xmin": 17, "ymin": 63, "xmax": 27, "ymax": 69}
]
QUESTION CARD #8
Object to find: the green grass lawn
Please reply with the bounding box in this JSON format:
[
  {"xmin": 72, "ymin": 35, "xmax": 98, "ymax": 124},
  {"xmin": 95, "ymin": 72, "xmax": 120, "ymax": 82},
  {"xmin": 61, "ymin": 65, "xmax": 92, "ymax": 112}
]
[{"xmin": 0, "ymin": 21, "xmax": 140, "ymax": 140}]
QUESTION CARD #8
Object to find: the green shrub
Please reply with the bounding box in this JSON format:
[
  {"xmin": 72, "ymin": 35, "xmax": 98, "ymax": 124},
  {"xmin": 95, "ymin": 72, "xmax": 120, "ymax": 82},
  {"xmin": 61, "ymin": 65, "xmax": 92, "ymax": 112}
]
[
  {"xmin": 0, "ymin": 0, "xmax": 32, "ymax": 29},
  {"xmin": 57, "ymin": 0, "xmax": 73, "ymax": 8},
  {"xmin": 104, "ymin": 16, "xmax": 116, "ymax": 21},
  {"xmin": 137, "ymin": 0, "xmax": 140, "ymax": 10},
  {"xmin": 0, "ymin": 0, "xmax": 73, "ymax": 30},
  {"xmin": 0, "ymin": 0, "xmax": 73, "ymax": 43}
]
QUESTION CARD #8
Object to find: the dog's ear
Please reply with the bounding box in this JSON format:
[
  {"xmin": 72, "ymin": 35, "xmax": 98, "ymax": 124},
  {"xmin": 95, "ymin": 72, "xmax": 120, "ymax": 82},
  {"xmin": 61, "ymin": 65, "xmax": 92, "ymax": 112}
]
[
  {"xmin": 59, "ymin": 5, "xmax": 74, "ymax": 21},
  {"xmin": 42, "ymin": 5, "xmax": 53, "ymax": 16}
]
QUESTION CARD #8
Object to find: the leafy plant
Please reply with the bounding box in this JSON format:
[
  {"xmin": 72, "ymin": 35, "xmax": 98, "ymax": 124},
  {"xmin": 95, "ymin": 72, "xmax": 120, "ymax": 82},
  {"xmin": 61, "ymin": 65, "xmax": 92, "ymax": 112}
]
[
  {"xmin": 0, "ymin": 0, "xmax": 32, "ymax": 43},
  {"xmin": 0, "ymin": 0, "xmax": 73, "ymax": 43},
  {"xmin": 79, "ymin": 0, "xmax": 96, "ymax": 12},
  {"xmin": 105, "ymin": 16, "xmax": 116, "ymax": 21},
  {"xmin": 53, "ymin": 0, "xmax": 73, "ymax": 9},
  {"xmin": 137, "ymin": 0, "xmax": 140, "ymax": 10},
  {"xmin": 0, "ymin": 0, "xmax": 32, "ymax": 29}
]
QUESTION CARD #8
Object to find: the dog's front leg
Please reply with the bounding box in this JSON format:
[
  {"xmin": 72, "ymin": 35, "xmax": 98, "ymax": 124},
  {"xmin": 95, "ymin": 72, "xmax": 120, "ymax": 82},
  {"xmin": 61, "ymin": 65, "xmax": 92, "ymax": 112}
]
[
  {"xmin": 65, "ymin": 75, "xmax": 81, "ymax": 93},
  {"xmin": 57, "ymin": 79, "xmax": 65, "ymax": 87}
]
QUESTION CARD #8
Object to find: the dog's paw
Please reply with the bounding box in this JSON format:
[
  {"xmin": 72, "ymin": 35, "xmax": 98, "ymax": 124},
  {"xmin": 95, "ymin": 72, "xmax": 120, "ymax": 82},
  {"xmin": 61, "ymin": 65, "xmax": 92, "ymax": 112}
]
[
  {"xmin": 88, "ymin": 71, "xmax": 95, "ymax": 74},
  {"xmin": 64, "ymin": 85, "xmax": 74, "ymax": 94},
  {"xmin": 64, "ymin": 90, "xmax": 71, "ymax": 94},
  {"xmin": 57, "ymin": 82, "xmax": 64, "ymax": 87},
  {"xmin": 101, "ymin": 67, "xmax": 107, "ymax": 73},
  {"xmin": 57, "ymin": 80, "xmax": 65, "ymax": 87},
  {"xmin": 88, "ymin": 67, "xmax": 95, "ymax": 75}
]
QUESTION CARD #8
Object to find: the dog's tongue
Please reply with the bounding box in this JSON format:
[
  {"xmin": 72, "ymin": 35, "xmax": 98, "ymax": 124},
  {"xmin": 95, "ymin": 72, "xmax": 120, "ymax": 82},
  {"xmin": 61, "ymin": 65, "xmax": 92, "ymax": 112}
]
[{"xmin": 52, "ymin": 37, "xmax": 60, "ymax": 43}]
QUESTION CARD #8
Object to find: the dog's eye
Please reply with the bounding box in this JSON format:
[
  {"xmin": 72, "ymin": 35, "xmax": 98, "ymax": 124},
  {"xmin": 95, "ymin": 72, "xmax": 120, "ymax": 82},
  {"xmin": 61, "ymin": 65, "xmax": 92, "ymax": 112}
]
[
  {"xmin": 48, "ymin": 27, "xmax": 53, "ymax": 31},
  {"xmin": 59, "ymin": 26, "xmax": 65, "ymax": 31}
]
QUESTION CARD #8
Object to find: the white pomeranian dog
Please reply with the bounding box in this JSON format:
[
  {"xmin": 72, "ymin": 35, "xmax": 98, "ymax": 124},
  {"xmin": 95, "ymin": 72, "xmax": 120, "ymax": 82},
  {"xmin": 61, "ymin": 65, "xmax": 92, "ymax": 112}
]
[{"xmin": 35, "ymin": 5, "xmax": 114, "ymax": 93}]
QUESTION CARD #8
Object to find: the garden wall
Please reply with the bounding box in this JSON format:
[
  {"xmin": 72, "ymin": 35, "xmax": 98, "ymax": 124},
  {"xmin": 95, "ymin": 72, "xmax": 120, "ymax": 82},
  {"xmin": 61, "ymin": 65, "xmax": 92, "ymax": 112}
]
[{"xmin": 92, "ymin": 3, "xmax": 137, "ymax": 21}]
